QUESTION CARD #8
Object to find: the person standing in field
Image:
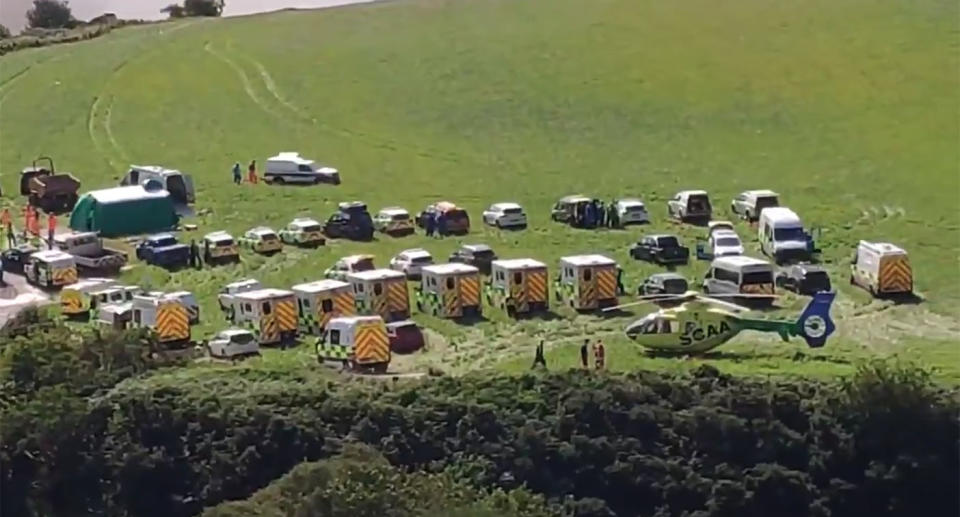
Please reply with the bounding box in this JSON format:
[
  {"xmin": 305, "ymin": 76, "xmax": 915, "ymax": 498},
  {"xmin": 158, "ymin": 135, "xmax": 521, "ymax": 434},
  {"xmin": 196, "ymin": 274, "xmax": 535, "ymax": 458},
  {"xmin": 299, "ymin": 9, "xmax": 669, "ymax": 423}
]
[
  {"xmin": 1, "ymin": 208, "xmax": 12, "ymax": 248},
  {"xmin": 609, "ymin": 199, "xmax": 620, "ymax": 228},
  {"xmin": 597, "ymin": 200, "xmax": 607, "ymax": 228},
  {"xmin": 248, "ymin": 160, "xmax": 258, "ymax": 184},
  {"xmin": 232, "ymin": 163, "xmax": 242, "ymax": 184},
  {"xmin": 531, "ymin": 340, "xmax": 547, "ymax": 370},
  {"xmin": 580, "ymin": 339, "xmax": 590, "ymax": 368},
  {"xmin": 437, "ymin": 213, "xmax": 446, "ymax": 238},
  {"xmin": 189, "ymin": 239, "xmax": 200, "ymax": 269},
  {"xmin": 47, "ymin": 213, "xmax": 56, "ymax": 249},
  {"xmin": 595, "ymin": 339, "xmax": 606, "ymax": 370},
  {"xmin": 424, "ymin": 212, "xmax": 435, "ymax": 237}
]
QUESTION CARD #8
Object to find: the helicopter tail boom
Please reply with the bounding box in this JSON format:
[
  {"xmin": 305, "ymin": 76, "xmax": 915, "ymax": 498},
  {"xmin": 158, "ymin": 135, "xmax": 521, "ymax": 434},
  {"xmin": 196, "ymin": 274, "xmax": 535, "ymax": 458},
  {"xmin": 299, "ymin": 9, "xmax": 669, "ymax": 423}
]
[{"xmin": 795, "ymin": 291, "xmax": 836, "ymax": 348}]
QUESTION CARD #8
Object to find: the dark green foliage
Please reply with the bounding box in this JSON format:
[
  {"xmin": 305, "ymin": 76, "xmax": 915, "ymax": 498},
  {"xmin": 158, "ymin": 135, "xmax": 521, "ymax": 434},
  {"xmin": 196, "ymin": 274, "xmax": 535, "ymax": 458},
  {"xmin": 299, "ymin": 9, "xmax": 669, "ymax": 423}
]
[
  {"xmin": 1, "ymin": 327, "xmax": 956, "ymax": 517},
  {"xmin": 184, "ymin": 0, "xmax": 225, "ymax": 17},
  {"xmin": 203, "ymin": 444, "xmax": 558, "ymax": 517},
  {"xmin": 0, "ymin": 24, "xmax": 11, "ymax": 39},
  {"xmin": 161, "ymin": 4, "xmax": 187, "ymax": 18},
  {"xmin": 26, "ymin": 0, "xmax": 75, "ymax": 29}
]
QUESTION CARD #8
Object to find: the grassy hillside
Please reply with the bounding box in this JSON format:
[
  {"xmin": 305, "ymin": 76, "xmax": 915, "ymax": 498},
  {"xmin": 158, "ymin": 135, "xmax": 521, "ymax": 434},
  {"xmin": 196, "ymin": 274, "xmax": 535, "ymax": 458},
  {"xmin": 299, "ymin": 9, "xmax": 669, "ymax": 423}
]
[{"xmin": 0, "ymin": 0, "xmax": 957, "ymax": 378}]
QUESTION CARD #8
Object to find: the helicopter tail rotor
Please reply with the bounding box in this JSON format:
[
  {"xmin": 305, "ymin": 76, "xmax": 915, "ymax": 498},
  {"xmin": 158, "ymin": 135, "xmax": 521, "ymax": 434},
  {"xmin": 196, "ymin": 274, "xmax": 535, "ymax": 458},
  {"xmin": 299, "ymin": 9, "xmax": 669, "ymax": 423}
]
[{"xmin": 795, "ymin": 291, "xmax": 836, "ymax": 348}]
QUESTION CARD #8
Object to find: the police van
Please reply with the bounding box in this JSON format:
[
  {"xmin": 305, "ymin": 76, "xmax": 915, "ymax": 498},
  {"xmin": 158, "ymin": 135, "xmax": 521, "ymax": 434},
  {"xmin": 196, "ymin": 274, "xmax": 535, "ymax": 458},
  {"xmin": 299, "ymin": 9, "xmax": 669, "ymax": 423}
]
[
  {"xmin": 264, "ymin": 152, "xmax": 340, "ymax": 185},
  {"xmin": 703, "ymin": 256, "xmax": 776, "ymax": 301}
]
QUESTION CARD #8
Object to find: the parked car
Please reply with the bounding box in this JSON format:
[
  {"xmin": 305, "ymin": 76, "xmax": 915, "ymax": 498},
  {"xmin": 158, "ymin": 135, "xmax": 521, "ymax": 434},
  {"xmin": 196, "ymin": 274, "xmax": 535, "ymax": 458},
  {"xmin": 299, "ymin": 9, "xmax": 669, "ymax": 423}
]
[
  {"xmin": 639, "ymin": 272, "xmax": 689, "ymax": 295},
  {"xmin": 386, "ymin": 320, "xmax": 426, "ymax": 354},
  {"xmin": 135, "ymin": 233, "xmax": 190, "ymax": 269},
  {"xmin": 1, "ymin": 244, "xmax": 39, "ymax": 275},
  {"xmin": 776, "ymin": 264, "xmax": 832, "ymax": 295},
  {"xmin": 629, "ymin": 235, "xmax": 690, "ymax": 265},
  {"xmin": 614, "ymin": 198, "xmax": 650, "ymax": 226},
  {"xmin": 696, "ymin": 230, "xmax": 744, "ymax": 260},
  {"xmin": 449, "ymin": 244, "xmax": 497, "ymax": 275},
  {"xmin": 416, "ymin": 201, "xmax": 470, "ymax": 235},
  {"xmin": 373, "ymin": 207, "xmax": 415, "ymax": 236},
  {"xmin": 53, "ymin": 232, "xmax": 127, "ymax": 274},
  {"xmin": 279, "ymin": 218, "xmax": 326, "ymax": 247},
  {"xmin": 482, "ymin": 202, "xmax": 527, "ymax": 229},
  {"xmin": 667, "ymin": 190, "xmax": 712, "ymax": 222},
  {"xmin": 239, "ymin": 227, "xmax": 283, "ymax": 255},
  {"xmin": 206, "ymin": 329, "xmax": 260, "ymax": 359},
  {"xmin": 731, "ymin": 189, "xmax": 780, "ymax": 221},
  {"xmin": 264, "ymin": 152, "xmax": 340, "ymax": 185},
  {"xmin": 389, "ymin": 248, "xmax": 434, "ymax": 279},
  {"xmin": 551, "ymin": 195, "xmax": 596, "ymax": 228},
  {"xmin": 324, "ymin": 201, "xmax": 374, "ymax": 241},
  {"xmin": 325, "ymin": 254, "xmax": 376, "ymax": 281}
]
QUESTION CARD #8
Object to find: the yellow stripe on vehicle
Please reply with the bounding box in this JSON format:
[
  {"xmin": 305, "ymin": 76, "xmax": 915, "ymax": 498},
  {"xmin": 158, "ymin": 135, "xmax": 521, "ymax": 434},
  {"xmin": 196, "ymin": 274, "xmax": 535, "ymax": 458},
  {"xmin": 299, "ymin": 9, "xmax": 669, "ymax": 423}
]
[
  {"xmin": 334, "ymin": 292, "xmax": 355, "ymax": 316},
  {"xmin": 879, "ymin": 258, "xmax": 913, "ymax": 293},
  {"xmin": 260, "ymin": 314, "xmax": 279, "ymax": 344},
  {"xmin": 155, "ymin": 303, "xmax": 189, "ymax": 342},
  {"xmin": 596, "ymin": 267, "xmax": 617, "ymax": 299},
  {"xmin": 387, "ymin": 280, "xmax": 409, "ymax": 313},
  {"xmin": 355, "ymin": 325, "xmax": 390, "ymax": 364},
  {"xmin": 443, "ymin": 288, "xmax": 460, "ymax": 318},
  {"xmin": 275, "ymin": 298, "xmax": 298, "ymax": 332},
  {"xmin": 527, "ymin": 269, "xmax": 548, "ymax": 303},
  {"xmin": 460, "ymin": 275, "xmax": 480, "ymax": 306}
]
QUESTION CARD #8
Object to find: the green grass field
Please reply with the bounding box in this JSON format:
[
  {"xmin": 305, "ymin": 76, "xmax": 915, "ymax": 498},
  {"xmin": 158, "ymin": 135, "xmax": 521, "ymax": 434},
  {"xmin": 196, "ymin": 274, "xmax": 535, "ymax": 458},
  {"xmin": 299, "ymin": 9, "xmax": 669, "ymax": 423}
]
[{"xmin": 0, "ymin": 0, "xmax": 957, "ymax": 380}]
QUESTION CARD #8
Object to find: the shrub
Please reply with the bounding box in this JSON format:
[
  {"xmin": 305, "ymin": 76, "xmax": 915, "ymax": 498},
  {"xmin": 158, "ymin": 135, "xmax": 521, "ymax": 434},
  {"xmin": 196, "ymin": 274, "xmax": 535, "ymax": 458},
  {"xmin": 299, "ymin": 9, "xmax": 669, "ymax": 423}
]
[{"xmin": 26, "ymin": 0, "xmax": 75, "ymax": 30}]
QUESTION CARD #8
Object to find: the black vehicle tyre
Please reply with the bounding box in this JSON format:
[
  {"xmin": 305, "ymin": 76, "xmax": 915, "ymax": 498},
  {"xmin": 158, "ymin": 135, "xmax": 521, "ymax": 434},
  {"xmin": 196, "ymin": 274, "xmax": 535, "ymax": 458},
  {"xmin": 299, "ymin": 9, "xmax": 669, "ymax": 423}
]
[{"xmin": 273, "ymin": 176, "xmax": 285, "ymax": 184}]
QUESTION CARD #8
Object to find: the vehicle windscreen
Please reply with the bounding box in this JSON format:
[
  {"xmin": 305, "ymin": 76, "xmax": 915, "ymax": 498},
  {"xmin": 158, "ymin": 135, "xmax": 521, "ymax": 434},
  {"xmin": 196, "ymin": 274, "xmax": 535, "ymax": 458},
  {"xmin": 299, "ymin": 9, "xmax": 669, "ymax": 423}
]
[
  {"xmin": 231, "ymin": 333, "xmax": 255, "ymax": 345},
  {"xmin": 391, "ymin": 213, "xmax": 410, "ymax": 221},
  {"xmin": 663, "ymin": 279, "xmax": 688, "ymax": 293},
  {"xmin": 657, "ymin": 236, "xmax": 679, "ymax": 248},
  {"xmin": 742, "ymin": 270, "xmax": 774, "ymax": 285},
  {"xmin": 803, "ymin": 271, "xmax": 831, "ymax": 291},
  {"xmin": 773, "ymin": 227, "xmax": 806, "ymax": 241},
  {"xmin": 355, "ymin": 258, "xmax": 375, "ymax": 271},
  {"xmin": 261, "ymin": 233, "xmax": 279, "ymax": 242},
  {"xmin": 503, "ymin": 207, "xmax": 523, "ymax": 215},
  {"xmin": 394, "ymin": 325, "xmax": 421, "ymax": 339},
  {"xmin": 625, "ymin": 205, "xmax": 646, "ymax": 213},
  {"xmin": 214, "ymin": 239, "xmax": 234, "ymax": 247},
  {"xmin": 444, "ymin": 209, "xmax": 469, "ymax": 224},
  {"xmin": 756, "ymin": 196, "xmax": 779, "ymax": 211},
  {"xmin": 411, "ymin": 256, "xmax": 433, "ymax": 264},
  {"xmin": 473, "ymin": 250, "xmax": 495, "ymax": 260},
  {"xmin": 688, "ymin": 195, "xmax": 711, "ymax": 211},
  {"xmin": 301, "ymin": 224, "xmax": 323, "ymax": 232},
  {"xmin": 153, "ymin": 237, "xmax": 177, "ymax": 247},
  {"xmin": 715, "ymin": 237, "xmax": 741, "ymax": 247}
]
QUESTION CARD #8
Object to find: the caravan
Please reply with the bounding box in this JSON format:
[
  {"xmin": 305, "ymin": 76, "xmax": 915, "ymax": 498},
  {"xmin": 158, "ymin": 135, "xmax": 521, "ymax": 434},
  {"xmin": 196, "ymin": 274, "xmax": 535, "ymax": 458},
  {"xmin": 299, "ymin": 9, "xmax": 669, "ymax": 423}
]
[{"xmin": 122, "ymin": 165, "xmax": 195, "ymax": 204}]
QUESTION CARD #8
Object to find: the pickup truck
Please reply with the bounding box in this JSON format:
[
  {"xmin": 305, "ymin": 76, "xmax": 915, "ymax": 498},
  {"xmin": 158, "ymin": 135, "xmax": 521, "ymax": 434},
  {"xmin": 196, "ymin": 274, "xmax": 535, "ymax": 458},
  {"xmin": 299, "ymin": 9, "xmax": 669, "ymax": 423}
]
[
  {"xmin": 629, "ymin": 234, "xmax": 690, "ymax": 265},
  {"xmin": 135, "ymin": 233, "xmax": 190, "ymax": 269},
  {"xmin": 53, "ymin": 231, "xmax": 127, "ymax": 274}
]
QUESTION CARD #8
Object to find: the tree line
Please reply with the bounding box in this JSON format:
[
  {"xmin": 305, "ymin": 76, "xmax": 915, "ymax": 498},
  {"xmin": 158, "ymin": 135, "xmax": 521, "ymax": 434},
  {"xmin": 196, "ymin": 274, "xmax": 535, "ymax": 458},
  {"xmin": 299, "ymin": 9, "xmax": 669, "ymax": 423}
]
[{"xmin": 1, "ymin": 317, "xmax": 957, "ymax": 516}]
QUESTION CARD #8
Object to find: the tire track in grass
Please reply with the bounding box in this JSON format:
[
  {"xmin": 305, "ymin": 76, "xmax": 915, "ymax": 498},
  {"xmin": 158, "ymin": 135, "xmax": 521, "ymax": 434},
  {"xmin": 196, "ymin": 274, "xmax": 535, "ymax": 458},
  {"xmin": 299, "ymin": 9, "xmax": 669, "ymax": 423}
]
[
  {"xmin": 88, "ymin": 21, "xmax": 204, "ymax": 168},
  {"xmin": 203, "ymin": 41, "xmax": 285, "ymax": 120},
  {"xmin": 224, "ymin": 42, "xmax": 484, "ymax": 167}
]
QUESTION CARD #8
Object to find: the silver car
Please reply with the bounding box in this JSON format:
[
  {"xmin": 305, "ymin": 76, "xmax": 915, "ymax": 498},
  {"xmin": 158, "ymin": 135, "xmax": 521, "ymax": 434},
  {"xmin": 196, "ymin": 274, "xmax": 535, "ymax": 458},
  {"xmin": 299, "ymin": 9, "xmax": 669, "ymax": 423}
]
[
  {"xmin": 482, "ymin": 202, "xmax": 527, "ymax": 229},
  {"xmin": 389, "ymin": 248, "xmax": 434, "ymax": 278}
]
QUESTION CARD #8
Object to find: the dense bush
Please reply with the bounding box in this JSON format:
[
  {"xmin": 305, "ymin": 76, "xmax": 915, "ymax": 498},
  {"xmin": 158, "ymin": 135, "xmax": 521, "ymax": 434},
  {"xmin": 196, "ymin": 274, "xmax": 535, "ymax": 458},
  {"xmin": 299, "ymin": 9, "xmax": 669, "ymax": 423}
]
[
  {"xmin": 26, "ymin": 0, "xmax": 75, "ymax": 30},
  {"xmin": 0, "ymin": 24, "xmax": 11, "ymax": 39},
  {"xmin": 203, "ymin": 443, "xmax": 558, "ymax": 517},
  {"xmin": 1, "ymin": 324, "xmax": 956, "ymax": 517}
]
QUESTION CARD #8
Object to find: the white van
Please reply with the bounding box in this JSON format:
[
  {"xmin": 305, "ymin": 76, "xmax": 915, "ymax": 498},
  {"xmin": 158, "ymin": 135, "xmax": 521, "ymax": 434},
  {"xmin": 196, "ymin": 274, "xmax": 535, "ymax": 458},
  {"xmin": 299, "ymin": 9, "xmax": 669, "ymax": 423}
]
[
  {"xmin": 703, "ymin": 256, "xmax": 776, "ymax": 299},
  {"xmin": 758, "ymin": 207, "xmax": 810, "ymax": 264},
  {"xmin": 264, "ymin": 152, "xmax": 340, "ymax": 185}
]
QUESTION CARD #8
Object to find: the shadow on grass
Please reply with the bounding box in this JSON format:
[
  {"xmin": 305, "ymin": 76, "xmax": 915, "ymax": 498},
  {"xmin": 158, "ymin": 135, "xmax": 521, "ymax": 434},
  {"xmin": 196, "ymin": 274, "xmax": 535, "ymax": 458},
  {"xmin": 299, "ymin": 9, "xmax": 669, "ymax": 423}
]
[
  {"xmin": 881, "ymin": 292, "xmax": 925, "ymax": 305},
  {"xmin": 454, "ymin": 313, "xmax": 488, "ymax": 326}
]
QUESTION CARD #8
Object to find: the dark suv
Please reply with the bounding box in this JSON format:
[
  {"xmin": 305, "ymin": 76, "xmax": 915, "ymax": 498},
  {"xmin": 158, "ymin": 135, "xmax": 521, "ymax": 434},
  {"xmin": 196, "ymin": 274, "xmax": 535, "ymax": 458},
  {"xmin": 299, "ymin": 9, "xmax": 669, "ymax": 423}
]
[
  {"xmin": 324, "ymin": 201, "xmax": 374, "ymax": 241},
  {"xmin": 449, "ymin": 244, "xmax": 497, "ymax": 275},
  {"xmin": 776, "ymin": 264, "xmax": 832, "ymax": 295}
]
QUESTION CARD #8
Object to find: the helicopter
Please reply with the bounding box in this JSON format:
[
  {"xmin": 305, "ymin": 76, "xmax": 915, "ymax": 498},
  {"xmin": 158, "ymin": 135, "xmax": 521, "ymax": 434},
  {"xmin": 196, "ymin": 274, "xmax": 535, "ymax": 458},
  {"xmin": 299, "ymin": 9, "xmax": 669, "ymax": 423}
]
[{"xmin": 611, "ymin": 291, "xmax": 836, "ymax": 354}]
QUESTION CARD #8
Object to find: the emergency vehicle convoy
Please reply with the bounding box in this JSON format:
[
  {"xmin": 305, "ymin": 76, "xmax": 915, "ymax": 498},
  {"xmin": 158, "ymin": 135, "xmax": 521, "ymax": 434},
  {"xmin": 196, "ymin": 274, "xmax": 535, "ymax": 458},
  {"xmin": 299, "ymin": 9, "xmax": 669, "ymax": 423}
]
[{"xmin": 12, "ymin": 169, "xmax": 926, "ymax": 376}]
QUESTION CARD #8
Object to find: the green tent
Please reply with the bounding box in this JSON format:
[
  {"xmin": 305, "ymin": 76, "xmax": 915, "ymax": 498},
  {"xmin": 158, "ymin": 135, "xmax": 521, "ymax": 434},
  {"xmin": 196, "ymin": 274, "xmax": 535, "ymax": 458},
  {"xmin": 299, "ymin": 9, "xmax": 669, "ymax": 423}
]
[{"xmin": 69, "ymin": 185, "xmax": 179, "ymax": 237}]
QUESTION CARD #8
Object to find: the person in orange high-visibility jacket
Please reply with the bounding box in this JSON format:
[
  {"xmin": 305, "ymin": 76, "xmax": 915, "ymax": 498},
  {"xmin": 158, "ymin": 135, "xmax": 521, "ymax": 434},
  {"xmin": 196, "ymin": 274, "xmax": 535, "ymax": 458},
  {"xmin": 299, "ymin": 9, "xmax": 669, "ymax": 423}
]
[
  {"xmin": 248, "ymin": 160, "xmax": 258, "ymax": 184},
  {"xmin": 47, "ymin": 213, "xmax": 57, "ymax": 249},
  {"xmin": 26, "ymin": 206, "xmax": 38, "ymax": 237}
]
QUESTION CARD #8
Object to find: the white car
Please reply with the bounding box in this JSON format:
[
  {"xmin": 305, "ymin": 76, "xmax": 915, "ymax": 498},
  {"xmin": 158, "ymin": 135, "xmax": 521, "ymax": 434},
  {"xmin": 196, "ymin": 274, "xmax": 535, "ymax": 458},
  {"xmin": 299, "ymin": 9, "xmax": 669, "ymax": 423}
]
[
  {"xmin": 615, "ymin": 199, "xmax": 650, "ymax": 226},
  {"xmin": 207, "ymin": 329, "xmax": 260, "ymax": 359},
  {"xmin": 709, "ymin": 230, "xmax": 745, "ymax": 257},
  {"xmin": 482, "ymin": 202, "xmax": 527, "ymax": 229},
  {"xmin": 389, "ymin": 248, "xmax": 434, "ymax": 278},
  {"xmin": 264, "ymin": 152, "xmax": 340, "ymax": 185}
]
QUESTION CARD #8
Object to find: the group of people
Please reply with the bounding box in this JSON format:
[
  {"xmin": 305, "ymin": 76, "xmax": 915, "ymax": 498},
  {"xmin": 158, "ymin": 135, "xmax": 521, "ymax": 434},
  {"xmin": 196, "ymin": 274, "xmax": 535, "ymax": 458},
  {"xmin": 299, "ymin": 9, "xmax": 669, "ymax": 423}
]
[
  {"xmin": 530, "ymin": 338, "xmax": 607, "ymax": 370},
  {"xmin": 232, "ymin": 160, "xmax": 259, "ymax": 185},
  {"xmin": 573, "ymin": 199, "xmax": 620, "ymax": 229},
  {"xmin": 422, "ymin": 212, "xmax": 448, "ymax": 238},
  {"xmin": 0, "ymin": 206, "xmax": 58, "ymax": 250}
]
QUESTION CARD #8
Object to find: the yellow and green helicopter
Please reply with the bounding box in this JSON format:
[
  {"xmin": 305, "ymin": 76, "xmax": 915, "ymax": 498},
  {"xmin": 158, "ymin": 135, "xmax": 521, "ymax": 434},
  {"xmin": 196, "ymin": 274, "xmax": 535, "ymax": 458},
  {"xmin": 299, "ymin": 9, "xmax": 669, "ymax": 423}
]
[{"xmin": 611, "ymin": 291, "xmax": 836, "ymax": 354}]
